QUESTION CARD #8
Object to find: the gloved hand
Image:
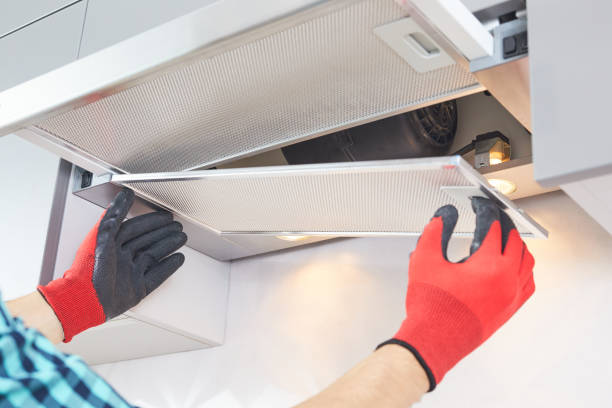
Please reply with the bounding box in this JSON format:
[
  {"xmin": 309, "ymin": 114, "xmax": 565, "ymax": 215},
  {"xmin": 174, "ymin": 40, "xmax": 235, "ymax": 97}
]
[
  {"xmin": 378, "ymin": 197, "xmax": 535, "ymax": 391},
  {"xmin": 38, "ymin": 188, "xmax": 188, "ymax": 342}
]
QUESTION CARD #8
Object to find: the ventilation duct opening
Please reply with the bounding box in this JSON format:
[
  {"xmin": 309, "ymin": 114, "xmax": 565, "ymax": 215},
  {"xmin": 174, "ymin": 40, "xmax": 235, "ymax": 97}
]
[{"xmin": 282, "ymin": 101, "xmax": 458, "ymax": 164}]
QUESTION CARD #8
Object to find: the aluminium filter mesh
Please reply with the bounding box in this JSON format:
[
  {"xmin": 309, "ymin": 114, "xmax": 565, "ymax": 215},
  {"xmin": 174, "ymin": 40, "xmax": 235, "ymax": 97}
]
[
  {"xmin": 34, "ymin": 0, "xmax": 478, "ymax": 173},
  {"xmin": 121, "ymin": 164, "xmax": 532, "ymax": 235}
]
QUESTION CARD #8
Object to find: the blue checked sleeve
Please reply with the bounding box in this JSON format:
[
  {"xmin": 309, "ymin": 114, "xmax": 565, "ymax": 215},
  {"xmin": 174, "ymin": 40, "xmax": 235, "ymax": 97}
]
[{"xmin": 0, "ymin": 293, "xmax": 135, "ymax": 408}]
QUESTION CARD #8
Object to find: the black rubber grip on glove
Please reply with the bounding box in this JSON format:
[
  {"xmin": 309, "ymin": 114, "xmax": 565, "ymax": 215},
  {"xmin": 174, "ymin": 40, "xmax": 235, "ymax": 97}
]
[
  {"xmin": 432, "ymin": 197, "xmax": 517, "ymax": 262},
  {"xmin": 92, "ymin": 188, "xmax": 188, "ymax": 320}
]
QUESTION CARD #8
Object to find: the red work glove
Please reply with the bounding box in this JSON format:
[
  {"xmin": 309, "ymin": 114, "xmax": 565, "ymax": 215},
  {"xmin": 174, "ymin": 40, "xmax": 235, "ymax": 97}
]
[
  {"xmin": 38, "ymin": 188, "xmax": 187, "ymax": 342},
  {"xmin": 378, "ymin": 197, "xmax": 535, "ymax": 391}
]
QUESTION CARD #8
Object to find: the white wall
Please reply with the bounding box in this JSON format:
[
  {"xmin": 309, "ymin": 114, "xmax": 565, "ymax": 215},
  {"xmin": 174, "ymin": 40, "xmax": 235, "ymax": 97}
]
[
  {"xmin": 0, "ymin": 135, "xmax": 59, "ymax": 300},
  {"xmin": 94, "ymin": 190, "xmax": 612, "ymax": 407}
]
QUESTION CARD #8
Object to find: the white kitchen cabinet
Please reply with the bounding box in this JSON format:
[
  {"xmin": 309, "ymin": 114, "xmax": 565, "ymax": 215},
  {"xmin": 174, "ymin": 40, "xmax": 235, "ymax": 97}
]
[
  {"xmin": 0, "ymin": 1, "xmax": 86, "ymax": 92},
  {"xmin": 0, "ymin": 0, "xmax": 77, "ymax": 37},
  {"xmin": 79, "ymin": 0, "xmax": 220, "ymax": 56},
  {"xmin": 528, "ymin": 0, "xmax": 612, "ymax": 234},
  {"xmin": 529, "ymin": 0, "xmax": 612, "ymax": 185}
]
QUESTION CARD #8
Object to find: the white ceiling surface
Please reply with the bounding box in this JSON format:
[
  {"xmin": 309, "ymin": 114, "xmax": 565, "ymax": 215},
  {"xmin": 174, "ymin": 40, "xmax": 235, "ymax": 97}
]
[{"xmin": 93, "ymin": 190, "xmax": 612, "ymax": 407}]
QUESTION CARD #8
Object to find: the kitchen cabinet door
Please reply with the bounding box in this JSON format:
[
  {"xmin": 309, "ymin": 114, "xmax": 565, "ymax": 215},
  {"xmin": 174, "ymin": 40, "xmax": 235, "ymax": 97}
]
[
  {"xmin": 0, "ymin": 1, "xmax": 86, "ymax": 92},
  {"xmin": 529, "ymin": 0, "xmax": 612, "ymax": 186},
  {"xmin": 79, "ymin": 0, "xmax": 219, "ymax": 56},
  {"xmin": 0, "ymin": 0, "xmax": 77, "ymax": 37},
  {"xmin": 528, "ymin": 0, "xmax": 612, "ymax": 234}
]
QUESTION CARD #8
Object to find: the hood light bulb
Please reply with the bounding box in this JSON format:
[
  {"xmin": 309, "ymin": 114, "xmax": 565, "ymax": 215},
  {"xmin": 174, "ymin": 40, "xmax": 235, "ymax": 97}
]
[
  {"xmin": 276, "ymin": 235, "xmax": 309, "ymax": 241},
  {"xmin": 488, "ymin": 178, "xmax": 517, "ymax": 195}
]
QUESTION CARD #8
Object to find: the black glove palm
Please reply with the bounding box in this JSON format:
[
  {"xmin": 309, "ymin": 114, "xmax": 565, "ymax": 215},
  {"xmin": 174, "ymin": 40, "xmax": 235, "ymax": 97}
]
[{"xmin": 94, "ymin": 188, "xmax": 188, "ymax": 319}]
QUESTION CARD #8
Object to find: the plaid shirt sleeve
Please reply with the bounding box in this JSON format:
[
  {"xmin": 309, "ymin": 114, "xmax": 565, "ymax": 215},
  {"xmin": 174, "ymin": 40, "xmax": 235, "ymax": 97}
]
[{"xmin": 0, "ymin": 293, "xmax": 135, "ymax": 408}]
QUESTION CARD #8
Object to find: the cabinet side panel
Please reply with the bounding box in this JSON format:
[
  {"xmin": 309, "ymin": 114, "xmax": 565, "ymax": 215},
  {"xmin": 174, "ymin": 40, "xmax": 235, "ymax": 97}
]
[{"xmin": 0, "ymin": 2, "xmax": 86, "ymax": 92}]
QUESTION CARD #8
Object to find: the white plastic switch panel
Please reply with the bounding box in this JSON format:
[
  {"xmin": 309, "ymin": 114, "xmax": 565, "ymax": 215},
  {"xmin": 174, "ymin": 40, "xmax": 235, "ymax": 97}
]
[
  {"xmin": 374, "ymin": 17, "xmax": 455, "ymax": 73},
  {"xmin": 399, "ymin": 0, "xmax": 494, "ymax": 60}
]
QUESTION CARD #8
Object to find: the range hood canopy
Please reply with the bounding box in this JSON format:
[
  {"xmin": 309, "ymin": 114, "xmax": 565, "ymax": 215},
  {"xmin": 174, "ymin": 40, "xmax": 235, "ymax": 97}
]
[
  {"xmin": 0, "ymin": 0, "xmax": 481, "ymax": 174},
  {"xmin": 1, "ymin": 1, "xmax": 546, "ymax": 240}
]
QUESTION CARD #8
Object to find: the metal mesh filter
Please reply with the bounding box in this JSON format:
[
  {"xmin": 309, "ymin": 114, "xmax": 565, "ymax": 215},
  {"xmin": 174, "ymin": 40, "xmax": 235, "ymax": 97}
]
[
  {"xmin": 115, "ymin": 158, "xmax": 545, "ymax": 237},
  {"xmin": 34, "ymin": 0, "xmax": 477, "ymax": 173}
]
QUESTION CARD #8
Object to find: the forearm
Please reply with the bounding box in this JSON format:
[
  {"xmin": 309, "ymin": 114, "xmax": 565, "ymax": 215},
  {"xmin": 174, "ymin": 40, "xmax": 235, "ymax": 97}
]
[
  {"xmin": 6, "ymin": 291, "xmax": 64, "ymax": 344},
  {"xmin": 296, "ymin": 345, "xmax": 428, "ymax": 408}
]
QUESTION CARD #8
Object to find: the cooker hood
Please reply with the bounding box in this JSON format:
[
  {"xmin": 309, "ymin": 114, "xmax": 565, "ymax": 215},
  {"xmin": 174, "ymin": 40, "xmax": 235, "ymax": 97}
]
[
  {"xmin": 0, "ymin": 0, "xmax": 486, "ymax": 174},
  {"xmin": 0, "ymin": 0, "xmax": 546, "ymax": 255}
]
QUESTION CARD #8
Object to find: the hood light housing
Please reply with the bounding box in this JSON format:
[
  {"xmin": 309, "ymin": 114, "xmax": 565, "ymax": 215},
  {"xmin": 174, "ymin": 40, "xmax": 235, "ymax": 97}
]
[{"xmin": 452, "ymin": 131, "xmax": 511, "ymax": 169}]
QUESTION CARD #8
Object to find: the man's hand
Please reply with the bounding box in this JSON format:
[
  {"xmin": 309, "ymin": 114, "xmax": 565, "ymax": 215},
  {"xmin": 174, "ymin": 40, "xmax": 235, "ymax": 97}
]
[
  {"xmin": 378, "ymin": 197, "xmax": 535, "ymax": 391},
  {"xmin": 298, "ymin": 197, "xmax": 535, "ymax": 408},
  {"xmin": 38, "ymin": 188, "xmax": 187, "ymax": 342}
]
